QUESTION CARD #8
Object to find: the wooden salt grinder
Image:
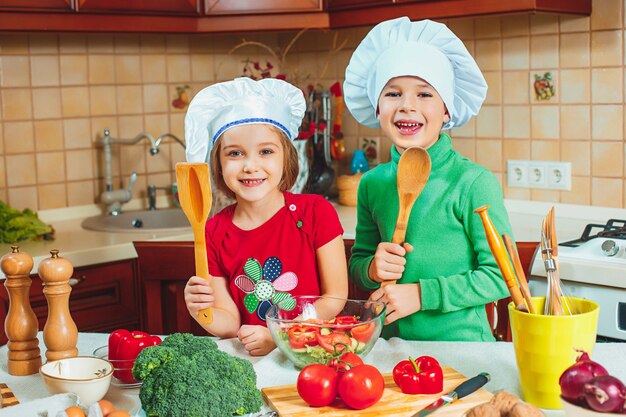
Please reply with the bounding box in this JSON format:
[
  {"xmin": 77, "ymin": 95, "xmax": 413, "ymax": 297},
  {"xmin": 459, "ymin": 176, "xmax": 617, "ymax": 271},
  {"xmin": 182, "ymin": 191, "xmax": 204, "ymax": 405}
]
[
  {"xmin": 39, "ymin": 249, "xmax": 78, "ymax": 361},
  {"xmin": 1, "ymin": 246, "xmax": 42, "ymax": 375}
]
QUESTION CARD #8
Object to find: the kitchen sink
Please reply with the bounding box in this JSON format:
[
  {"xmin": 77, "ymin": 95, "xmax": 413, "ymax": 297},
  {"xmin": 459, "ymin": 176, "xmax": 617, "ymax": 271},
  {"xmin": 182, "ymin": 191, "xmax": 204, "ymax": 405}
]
[{"xmin": 82, "ymin": 208, "xmax": 190, "ymax": 233}]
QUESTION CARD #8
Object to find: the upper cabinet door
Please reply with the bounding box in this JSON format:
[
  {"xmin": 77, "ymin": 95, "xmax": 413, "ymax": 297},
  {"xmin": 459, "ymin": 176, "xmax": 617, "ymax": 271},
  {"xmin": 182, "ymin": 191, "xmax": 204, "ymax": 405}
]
[
  {"xmin": 205, "ymin": 0, "xmax": 322, "ymax": 14},
  {"xmin": 0, "ymin": 0, "xmax": 73, "ymax": 12},
  {"xmin": 75, "ymin": 0, "xmax": 203, "ymax": 15},
  {"xmin": 327, "ymin": 0, "xmax": 393, "ymax": 11}
]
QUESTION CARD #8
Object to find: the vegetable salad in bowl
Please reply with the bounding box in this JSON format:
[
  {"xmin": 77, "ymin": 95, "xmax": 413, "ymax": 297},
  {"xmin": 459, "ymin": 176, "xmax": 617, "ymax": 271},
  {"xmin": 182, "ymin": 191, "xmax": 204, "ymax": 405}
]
[{"xmin": 266, "ymin": 295, "xmax": 386, "ymax": 368}]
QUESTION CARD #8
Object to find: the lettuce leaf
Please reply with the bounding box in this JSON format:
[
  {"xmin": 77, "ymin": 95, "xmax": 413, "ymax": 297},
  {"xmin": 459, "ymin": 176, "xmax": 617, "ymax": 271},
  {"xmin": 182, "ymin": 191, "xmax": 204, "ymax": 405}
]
[{"xmin": 0, "ymin": 201, "xmax": 54, "ymax": 243}]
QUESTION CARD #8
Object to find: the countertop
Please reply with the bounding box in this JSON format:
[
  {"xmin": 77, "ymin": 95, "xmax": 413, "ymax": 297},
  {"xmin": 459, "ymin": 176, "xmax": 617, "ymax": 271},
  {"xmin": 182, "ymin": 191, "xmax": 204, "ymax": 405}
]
[
  {"xmin": 1, "ymin": 332, "xmax": 625, "ymax": 416},
  {"xmin": 3, "ymin": 198, "xmax": 626, "ymax": 279}
]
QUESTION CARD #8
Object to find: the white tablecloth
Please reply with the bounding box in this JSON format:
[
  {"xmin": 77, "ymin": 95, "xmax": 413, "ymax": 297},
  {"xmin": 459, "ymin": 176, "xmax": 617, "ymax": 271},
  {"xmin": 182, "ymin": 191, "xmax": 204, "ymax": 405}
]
[{"xmin": 1, "ymin": 333, "xmax": 625, "ymax": 416}]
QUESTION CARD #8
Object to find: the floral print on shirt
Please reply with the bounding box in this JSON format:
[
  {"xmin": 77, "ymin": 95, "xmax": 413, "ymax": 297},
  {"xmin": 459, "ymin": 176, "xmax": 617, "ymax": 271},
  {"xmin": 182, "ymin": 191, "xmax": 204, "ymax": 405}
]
[{"xmin": 234, "ymin": 256, "xmax": 298, "ymax": 321}]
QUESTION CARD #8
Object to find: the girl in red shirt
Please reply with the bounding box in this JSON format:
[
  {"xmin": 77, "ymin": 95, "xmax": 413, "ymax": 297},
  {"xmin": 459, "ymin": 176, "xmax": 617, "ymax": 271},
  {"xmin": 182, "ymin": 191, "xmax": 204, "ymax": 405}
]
[{"xmin": 183, "ymin": 78, "xmax": 348, "ymax": 356}]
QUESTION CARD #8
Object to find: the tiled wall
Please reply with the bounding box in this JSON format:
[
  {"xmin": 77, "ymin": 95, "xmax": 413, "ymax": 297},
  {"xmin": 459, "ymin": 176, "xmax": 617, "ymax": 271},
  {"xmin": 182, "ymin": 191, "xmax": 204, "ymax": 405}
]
[{"xmin": 1, "ymin": 0, "xmax": 625, "ymax": 211}]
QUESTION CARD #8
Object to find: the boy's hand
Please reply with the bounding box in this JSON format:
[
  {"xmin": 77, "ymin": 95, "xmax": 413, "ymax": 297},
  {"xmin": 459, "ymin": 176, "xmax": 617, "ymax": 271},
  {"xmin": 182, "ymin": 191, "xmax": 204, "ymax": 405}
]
[
  {"xmin": 237, "ymin": 325, "xmax": 276, "ymax": 356},
  {"xmin": 370, "ymin": 283, "xmax": 422, "ymax": 325},
  {"xmin": 368, "ymin": 242, "xmax": 413, "ymax": 283},
  {"xmin": 184, "ymin": 276, "xmax": 214, "ymax": 318}
]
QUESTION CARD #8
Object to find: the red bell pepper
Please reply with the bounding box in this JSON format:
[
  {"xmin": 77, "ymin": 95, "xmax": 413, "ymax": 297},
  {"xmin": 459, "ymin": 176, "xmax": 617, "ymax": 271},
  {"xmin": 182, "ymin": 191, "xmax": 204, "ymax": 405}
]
[
  {"xmin": 393, "ymin": 355, "xmax": 443, "ymax": 395},
  {"xmin": 108, "ymin": 329, "xmax": 161, "ymax": 384},
  {"xmin": 288, "ymin": 324, "xmax": 320, "ymax": 349}
]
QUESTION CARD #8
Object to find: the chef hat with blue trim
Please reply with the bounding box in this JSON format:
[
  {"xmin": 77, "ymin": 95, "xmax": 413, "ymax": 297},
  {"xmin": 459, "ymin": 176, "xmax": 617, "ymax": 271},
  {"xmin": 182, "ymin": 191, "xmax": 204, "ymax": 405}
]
[
  {"xmin": 344, "ymin": 17, "xmax": 487, "ymax": 130},
  {"xmin": 185, "ymin": 77, "xmax": 306, "ymax": 163}
]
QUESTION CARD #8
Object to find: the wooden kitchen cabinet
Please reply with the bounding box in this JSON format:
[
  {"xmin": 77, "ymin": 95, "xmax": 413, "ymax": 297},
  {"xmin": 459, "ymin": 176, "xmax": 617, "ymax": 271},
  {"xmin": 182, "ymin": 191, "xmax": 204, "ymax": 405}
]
[
  {"xmin": 0, "ymin": 0, "xmax": 589, "ymax": 33},
  {"xmin": 0, "ymin": 0, "xmax": 73, "ymax": 13},
  {"xmin": 205, "ymin": 0, "xmax": 322, "ymax": 14},
  {"xmin": 329, "ymin": 0, "xmax": 592, "ymax": 29},
  {"xmin": 74, "ymin": 0, "xmax": 203, "ymax": 16},
  {"xmin": 0, "ymin": 258, "xmax": 140, "ymax": 346}
]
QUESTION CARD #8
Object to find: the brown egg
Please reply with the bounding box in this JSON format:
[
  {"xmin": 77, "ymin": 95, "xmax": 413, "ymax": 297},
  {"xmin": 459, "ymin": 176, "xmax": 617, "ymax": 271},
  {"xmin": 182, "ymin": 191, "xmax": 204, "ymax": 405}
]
[
  {"xmin": 107, "ymin": 411, "xmax": 131, "ymax": 417},
  {"xmin": 97, "ymin": 399, "xmax": 116, "ymax": 416},
  {"xmin": 65, "ymin": 406, "xmax": 86, "ymax": 417}
]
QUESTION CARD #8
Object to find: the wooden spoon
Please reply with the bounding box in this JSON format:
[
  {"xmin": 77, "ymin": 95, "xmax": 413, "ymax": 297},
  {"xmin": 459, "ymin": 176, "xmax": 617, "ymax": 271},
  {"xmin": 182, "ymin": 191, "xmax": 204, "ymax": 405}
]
[
  {"xmin": 383, "ymin": 146, "xmax": 431, "ymax": 286},
  {"xmin": 176, "ymin": 162, "xmax": 213, "ymax": 324}
]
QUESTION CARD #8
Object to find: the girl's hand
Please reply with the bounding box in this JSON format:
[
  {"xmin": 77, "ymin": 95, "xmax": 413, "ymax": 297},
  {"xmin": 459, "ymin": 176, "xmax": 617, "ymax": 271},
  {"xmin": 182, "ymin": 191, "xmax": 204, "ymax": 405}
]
[
  {"xmin": 237, "ymin": 325, "xmax": 276, "ymax": 356},
  {"xmin": 368, "ymin": 242, "xmax": 413, "ymax": 283},
  {"xmin": 184, "ymin": 276, "xmax": 214, "ymax": 318},
  {"xmin": 370, "ymin": 283, "xmax": 422, "ymax": 325}
]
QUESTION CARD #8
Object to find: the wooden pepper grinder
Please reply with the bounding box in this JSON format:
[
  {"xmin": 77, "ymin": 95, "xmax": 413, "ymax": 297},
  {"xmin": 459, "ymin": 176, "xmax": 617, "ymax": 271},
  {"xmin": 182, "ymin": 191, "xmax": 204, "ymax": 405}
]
[
  {"xmin": 1, "ymin": 245, "xmax": 42, "ymax": 375},
  {"xmin": 38, "ymin": 249, "xmax": 78, "ymax": 361}
]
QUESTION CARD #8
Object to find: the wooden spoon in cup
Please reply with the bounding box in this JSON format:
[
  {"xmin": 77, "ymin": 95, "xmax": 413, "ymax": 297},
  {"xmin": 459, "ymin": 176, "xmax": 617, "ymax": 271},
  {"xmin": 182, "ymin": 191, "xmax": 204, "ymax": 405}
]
[{"xmin": 383, "ymin": 146, "xmax": 431, "ymax": 286}]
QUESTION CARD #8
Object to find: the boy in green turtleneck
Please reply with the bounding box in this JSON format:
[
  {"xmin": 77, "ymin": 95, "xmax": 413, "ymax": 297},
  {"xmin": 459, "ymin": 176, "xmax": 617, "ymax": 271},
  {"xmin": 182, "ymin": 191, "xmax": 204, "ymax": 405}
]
[{"xmin": 344, "ymin": 17, "xmax": 512, "ymax": 341}]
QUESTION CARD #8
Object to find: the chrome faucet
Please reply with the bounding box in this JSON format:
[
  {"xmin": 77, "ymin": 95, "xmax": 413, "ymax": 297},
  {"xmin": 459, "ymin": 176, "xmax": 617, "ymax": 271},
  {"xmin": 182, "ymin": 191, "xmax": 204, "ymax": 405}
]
[
  {"xmin": 98, "ymin": 128, "xmax": 158, "ymax": 215},
  {"xmin": 147, "ymin": 185, "xmax": 170, "ymax": 210},
  {"xmin": 152, "ymin": 132, "xmax": 186, "ymax": 154}
]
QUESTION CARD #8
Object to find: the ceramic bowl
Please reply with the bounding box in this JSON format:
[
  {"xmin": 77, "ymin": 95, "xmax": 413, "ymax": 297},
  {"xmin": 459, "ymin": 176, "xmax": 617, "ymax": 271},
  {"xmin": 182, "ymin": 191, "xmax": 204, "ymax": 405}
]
[
  {"xmin": 40, "ymin": 356, "xmax": 113, "ymax": 405},
  {"xmin": 93, "ymin": 345, "xmax": 142, "ymax": 388},
  {"xmin": 561, "ymin": 397, "xmax": 624, "ymax": 416},
  {"xmin": 266, "ymin": 295, "xmax": 385, "ymax": 368}
]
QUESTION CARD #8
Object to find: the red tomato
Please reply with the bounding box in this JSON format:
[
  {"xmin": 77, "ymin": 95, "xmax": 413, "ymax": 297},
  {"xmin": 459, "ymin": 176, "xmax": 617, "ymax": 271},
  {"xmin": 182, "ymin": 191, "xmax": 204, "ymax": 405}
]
[
  {"xmin": 351, "ymin": 322, "xmax": 375, "ymax": 343},
  {"xmin": 328, "ymin": 352, "xmax": 364, "ymax": 374},
  {"xmin": 338, "ymin": 364, "xmax": 385, "ymax": 410},
  {"xmin": 332, "ymin": 315, "xmax": 359, "ymax": 325},
  {"xmin": 288, "ymin": 325, "xmax": 319, "ymax": 349},
  {"xmin": 316, "ymin": 331, "xmax": 352, "ymax": 353},
  {"xmin": 297, "ymin": 364, "xmax": 339, "ymax": 407}
]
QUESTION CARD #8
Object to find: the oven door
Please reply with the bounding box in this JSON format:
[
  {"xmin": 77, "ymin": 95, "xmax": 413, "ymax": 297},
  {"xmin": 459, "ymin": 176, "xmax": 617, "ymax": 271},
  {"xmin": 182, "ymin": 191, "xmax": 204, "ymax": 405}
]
[{"xmin": 529, "ymin": 278, "xmax": 626, "ymax": 341}]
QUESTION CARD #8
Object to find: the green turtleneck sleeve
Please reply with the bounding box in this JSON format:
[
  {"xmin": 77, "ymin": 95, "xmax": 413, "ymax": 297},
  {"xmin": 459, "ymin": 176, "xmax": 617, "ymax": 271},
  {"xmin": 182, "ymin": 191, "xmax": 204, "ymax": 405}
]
[{"xmin": 348, "ymin": 133, "xmax": 512, "ymax": 341}]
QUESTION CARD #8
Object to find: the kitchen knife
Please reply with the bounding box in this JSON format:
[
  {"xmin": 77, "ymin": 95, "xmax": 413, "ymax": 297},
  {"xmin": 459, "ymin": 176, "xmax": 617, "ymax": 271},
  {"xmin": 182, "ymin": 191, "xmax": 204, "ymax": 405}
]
[{"xmin": 411, "ymin": 372, "xmax": 491, "ymax": 417}]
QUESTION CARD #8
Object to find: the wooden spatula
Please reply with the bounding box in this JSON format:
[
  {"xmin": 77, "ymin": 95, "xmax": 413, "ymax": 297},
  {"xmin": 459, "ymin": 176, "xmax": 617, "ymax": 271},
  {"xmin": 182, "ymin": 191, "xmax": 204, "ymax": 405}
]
[
  {"xmin": 384, "ymin": 146, "xmax": 431, "ymax": 286},
  {"xmin": 176, "ymin": 162, "xmax": 213, "ymax": 324}
]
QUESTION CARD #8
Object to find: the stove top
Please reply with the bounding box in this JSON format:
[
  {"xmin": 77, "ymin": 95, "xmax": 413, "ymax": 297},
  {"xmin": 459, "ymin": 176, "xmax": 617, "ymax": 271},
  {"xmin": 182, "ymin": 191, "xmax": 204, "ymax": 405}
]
[
  {"xmin": 530, "ymin": 218, "xmax": 626, "ymax": 288},
  {"xmin": 561, "ymin": 219, "xmax": 626, "ymax": 247}
]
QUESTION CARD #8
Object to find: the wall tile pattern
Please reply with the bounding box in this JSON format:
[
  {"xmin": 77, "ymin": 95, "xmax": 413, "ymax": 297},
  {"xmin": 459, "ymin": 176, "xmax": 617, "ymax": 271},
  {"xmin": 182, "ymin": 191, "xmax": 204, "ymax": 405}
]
[{"xmin": 0, "ymin": 0, "xmax": 625, "ymax": 210}]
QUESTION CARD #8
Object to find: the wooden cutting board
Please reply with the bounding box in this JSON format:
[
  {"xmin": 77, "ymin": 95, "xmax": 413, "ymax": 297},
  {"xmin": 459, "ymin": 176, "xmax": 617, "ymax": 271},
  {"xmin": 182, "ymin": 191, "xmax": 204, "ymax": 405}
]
[{"xmin": 262, "ymin": 366, "xmax": 492, "ymax": 417}]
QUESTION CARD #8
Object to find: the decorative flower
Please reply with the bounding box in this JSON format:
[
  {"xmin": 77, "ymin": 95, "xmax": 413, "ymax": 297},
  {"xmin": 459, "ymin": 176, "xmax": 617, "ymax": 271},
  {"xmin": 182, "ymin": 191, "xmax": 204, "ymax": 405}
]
[{"xmin": 235, "ymin": 257, "xmax": 298, "ymax": 321}]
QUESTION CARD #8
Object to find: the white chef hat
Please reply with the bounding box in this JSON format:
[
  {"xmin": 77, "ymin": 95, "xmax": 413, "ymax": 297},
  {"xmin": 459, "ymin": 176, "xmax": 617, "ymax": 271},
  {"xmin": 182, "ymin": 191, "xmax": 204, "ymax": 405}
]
[
  {"xmin": 185, "ymin": 77, "xmax": 306, "ymax": 163},
  {"xmin": 344, "ymin": 17, "xmax": 487, "ymax": 130}
]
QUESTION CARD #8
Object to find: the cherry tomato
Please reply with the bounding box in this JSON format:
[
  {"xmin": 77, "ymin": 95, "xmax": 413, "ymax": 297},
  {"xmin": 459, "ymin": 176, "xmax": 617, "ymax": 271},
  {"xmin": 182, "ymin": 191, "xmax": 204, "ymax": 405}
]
[
  {"xmin": 297, "ymin": 364, "xmax": 339, "ymax": 407},
  {"xmin": 316, "ymin": 331, "xmax": 352, "ymax": 353},
  {"xmin": 338, "ymin": 364, "xmax": 385, "ymax": 410},
  {"xmin": 288, "ymin": 325, "xmax": 319, "ymax": 349},
  {"xmin": 351, "ymin": 322, "xmax": 375, "ymax": 343},
  {"xmin": 328, "ymin": 352, "xmax": 364, "ymax": 375}
]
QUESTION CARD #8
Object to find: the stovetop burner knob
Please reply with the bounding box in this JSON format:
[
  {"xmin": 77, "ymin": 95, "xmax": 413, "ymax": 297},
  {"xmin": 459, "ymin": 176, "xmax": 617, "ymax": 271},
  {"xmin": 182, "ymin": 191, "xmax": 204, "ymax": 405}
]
[{"xmin": 601, "ymin": 239, "xmax": 619, "ymax": 256}]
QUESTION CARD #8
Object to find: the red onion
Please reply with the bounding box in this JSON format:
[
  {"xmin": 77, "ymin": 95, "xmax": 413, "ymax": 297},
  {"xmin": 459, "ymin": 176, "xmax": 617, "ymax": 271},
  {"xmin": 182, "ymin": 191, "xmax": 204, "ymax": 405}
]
[
  {"xmin": 583, "ymin": 375, "xmax": 626, "ymax": 413},
  {"xmin": 559, "ymin": 351, "xmax": 609, "ymax": 402}
]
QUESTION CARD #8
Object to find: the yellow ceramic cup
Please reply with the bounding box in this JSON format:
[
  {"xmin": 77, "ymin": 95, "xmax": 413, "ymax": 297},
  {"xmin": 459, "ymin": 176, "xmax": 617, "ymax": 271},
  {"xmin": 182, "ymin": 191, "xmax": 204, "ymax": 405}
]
[{"xmin": 508, "ymin": 296, "xmax": 599, "ymax": 409}]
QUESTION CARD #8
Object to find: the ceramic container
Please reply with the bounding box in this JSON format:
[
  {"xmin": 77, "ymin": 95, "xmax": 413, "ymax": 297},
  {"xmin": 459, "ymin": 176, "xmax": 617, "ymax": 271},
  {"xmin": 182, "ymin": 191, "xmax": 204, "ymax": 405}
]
[{"xmin": 40, "ymin": 356, "xmax": 113, "ymax": 405}]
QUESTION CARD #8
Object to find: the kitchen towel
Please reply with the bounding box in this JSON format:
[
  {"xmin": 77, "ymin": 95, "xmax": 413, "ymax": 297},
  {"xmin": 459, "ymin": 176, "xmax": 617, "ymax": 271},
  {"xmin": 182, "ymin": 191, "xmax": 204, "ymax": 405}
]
[{"xmin": 0, "ymin": 392, "xmax": 77, "ymax": 416}]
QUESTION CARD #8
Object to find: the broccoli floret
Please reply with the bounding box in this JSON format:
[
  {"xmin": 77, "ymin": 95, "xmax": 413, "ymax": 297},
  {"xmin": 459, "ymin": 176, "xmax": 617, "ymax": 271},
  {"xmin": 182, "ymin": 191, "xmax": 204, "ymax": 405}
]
[{"xmin": 133, "ymin": 333, "xmax": 262, "ymax": 417}]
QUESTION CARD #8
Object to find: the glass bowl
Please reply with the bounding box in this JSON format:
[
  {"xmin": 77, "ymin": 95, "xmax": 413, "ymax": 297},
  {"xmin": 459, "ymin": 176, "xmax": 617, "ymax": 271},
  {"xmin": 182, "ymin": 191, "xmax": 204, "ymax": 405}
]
[
  {"xmin": 93, "ymin": 345, "xmax": 142, "ymax": 388},
  {"xmin": 266, "ymin": 295, "xmax": 386, "ymax": 369},
  {"xmin": 561, "ymin": 397, "xmax": 624, "ymax": 416}
]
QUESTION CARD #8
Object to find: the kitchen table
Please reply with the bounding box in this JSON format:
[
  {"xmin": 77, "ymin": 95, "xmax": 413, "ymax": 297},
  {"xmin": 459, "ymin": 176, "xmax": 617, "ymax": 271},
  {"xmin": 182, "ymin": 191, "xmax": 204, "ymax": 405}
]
[{"xmin": 1, "ymin": 333, "xmax": 625, "ymax": 416}]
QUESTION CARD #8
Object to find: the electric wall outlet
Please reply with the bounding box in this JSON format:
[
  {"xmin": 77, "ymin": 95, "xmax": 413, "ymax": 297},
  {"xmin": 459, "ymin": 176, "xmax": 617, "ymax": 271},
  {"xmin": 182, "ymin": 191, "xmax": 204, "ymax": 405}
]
[
  {"xmin": 546, "ymin": 161, "xmax": 572, "ymax": 190},
  {"xmin": 507, "ymin": 160, "xmax": 572, "ymax": 190},
  {"xmin": 528, "ymin": 162, "xmax": 547, "ymax": 188},
  {"xmin": 507, "ymin": 160, "xmax": 529, "ymax": 188}
]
